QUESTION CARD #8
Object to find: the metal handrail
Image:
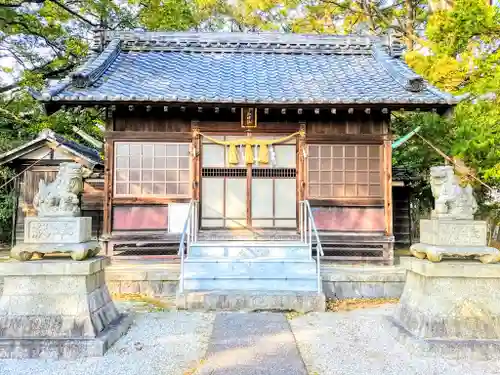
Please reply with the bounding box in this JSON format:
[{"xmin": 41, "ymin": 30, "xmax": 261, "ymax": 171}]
[
  {"xmin": 299, "ymin": 200, "xmax": 324, "ymax": 293},
  {"xmin": 178, "ymin": 200, "xmax": 198, "ymax": 293}
]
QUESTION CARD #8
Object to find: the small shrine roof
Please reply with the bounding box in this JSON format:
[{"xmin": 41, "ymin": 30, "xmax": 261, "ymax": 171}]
[
  {"xmin": 32, "ymin": 31, "xmax": 457, "ymax": 108},
  {"xmin": 0, "ymin": 129, "xmax": 102, "ymax": 168}
]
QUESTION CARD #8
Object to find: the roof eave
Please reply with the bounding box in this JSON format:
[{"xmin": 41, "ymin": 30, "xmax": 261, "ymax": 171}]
[
  {"xmin": 41, "ymin": 98, "xmax": 457, "ymax": 112},
  {"xmin": 0, "ymin": 132, "xmax": 103, "ymax": 168}
]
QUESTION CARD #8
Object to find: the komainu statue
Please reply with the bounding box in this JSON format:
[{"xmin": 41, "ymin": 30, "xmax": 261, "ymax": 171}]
[
  {"xmin": 33, "ymin": 162, "xmax": 85, "ymax": 217},
  {"xmin": 430, "ymin": 165, "xmax": 478, "ymax": 220}
]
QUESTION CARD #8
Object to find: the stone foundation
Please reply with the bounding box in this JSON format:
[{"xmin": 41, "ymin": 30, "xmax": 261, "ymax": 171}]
[
  {"xmin": 322, "ymin": 265, "xmax": 404, "ymax": 298},
  {"xmin": 103, "ymin": 263, "xmax": 405, "ymax": 300},
  {"xmin": 0, "ymin": 262, "xmax": 406, "ymax": 305},
  {"xmin": 176, "ymin": 290, "xmax": 326, "ymax": 312},
  {"xmin": 0, "ymin": 257, "xmax": 132, "ymax": 359},
  {"xmin": 388, "ymin": 257, "xmax": 500, "ymax": 360}
]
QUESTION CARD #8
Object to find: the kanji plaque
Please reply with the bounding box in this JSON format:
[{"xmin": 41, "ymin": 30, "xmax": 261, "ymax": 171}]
[{"xmin": 241, "ymin": 108, "xmax": 257, "ymax": 128}]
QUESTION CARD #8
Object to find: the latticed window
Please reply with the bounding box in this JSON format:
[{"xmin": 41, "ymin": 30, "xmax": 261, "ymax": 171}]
[
  {"xmin": 114, "ymin": 142, "xmax": 190, "ymax": 197},
  {"xmin": 307, "ymin": 144, "xmax": 381, "ymax": 198}
]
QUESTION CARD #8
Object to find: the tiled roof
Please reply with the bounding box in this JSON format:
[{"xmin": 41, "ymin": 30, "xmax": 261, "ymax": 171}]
[
  {"xmin": 33, "ymin": 32, "xmax": 457, "ymax": 107},
  {"xmin": 51, "ymin": 132, "xmax": 102, "ymax": 165},
  {"xmin": 0, "ymin": 129, "xmax": 102, "ymax": 167}
]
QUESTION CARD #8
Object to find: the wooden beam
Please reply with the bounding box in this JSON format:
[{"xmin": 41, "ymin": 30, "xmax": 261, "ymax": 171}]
[
  {"xmin": 105, "ymin": 131, "xmax": 192, "ymax": 142},
  {"xmin": 112, "ymin": 197, "xmax": 191, "ymax": 205},
  {"xmin": 308, "ymin": 198, "xmax": 385, "ymax": 207},
  {"xmin": 306, "ymin": 134, "xmax": 389, "ymax": 144}
]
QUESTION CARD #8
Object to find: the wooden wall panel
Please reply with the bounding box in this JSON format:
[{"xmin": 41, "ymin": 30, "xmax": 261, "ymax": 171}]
[
  {"xmin": 112, "ymin": 205, "xmax": 168, "ymax": 230},
  {"xmin": 305, "ymin": 112, "xmax": 389, "ymax": 147},
  {"xmin": 198, "ymin": 121, "xmax": 300, "ymax": 134},
  {"xmin": 114, "ymin": 116, "xmax": 191, "ymax": 133},
  {"xmin": 82, "ymin": 178, "xmax": 104, "ymax": 211},
  {"xmin": 312, "ymin": 206, "xmax": 385, "ymax": 231},
  {"xmin": 20, "ymin": 169, "xmax": 58, "ymax": 214},
  {"xmin": 307, "ymin": 117, "xmax": 385, "ymax": 136},
  {"xmin": 15, "ymin": 170, "xmax": 104, "ymax": 244}
]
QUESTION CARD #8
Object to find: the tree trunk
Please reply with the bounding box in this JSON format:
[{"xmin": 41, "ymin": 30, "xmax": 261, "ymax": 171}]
[{"xmin": 405, "ymin": 0, "xmax": 415, "ymax": 50}]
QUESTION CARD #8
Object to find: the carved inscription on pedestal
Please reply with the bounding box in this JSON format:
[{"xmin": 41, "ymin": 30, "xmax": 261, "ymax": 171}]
[
  {"xmin": 420, "ymin": 219, "xmax": 487, "ymax": 247},
  {"xmin": 24, "ymin": 217, "xmax": 91, "ymax": 244},
  {"xmin": 29, "ymin": 222, "xmax": 75, "ymax": 242}
]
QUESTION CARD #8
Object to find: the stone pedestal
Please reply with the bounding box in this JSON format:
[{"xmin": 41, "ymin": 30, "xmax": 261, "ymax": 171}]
[
  {"xmin": 410, "ymin": 219, "xmax": 500, "ymax": 263},
  {"xmin": 10, "ymin": 217, "xmax": 100, "ymax": 261},
  {"xmin": 0, "ymin": 257, "xmax": 133, "ymax": 359},
  {"xmin": 387, "ymin": 257, "xmax": 500, "ymax": 360}
]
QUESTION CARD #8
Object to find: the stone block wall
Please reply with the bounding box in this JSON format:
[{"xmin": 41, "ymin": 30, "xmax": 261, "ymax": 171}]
[
  {"xmin": 322, "ymin": 266, "xmax": 405, "ymax": 299},
  {"xmin": 104, "ymin": 263, "xmax": 179, "ymax": 299},
  {"xmin": 0, "ymin": 263, "xmax": 406, "ymax": 301}
]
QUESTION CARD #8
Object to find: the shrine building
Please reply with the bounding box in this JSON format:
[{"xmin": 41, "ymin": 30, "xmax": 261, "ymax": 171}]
[{"xmin": 32, "ymin": 31, "xmax": 456, "ymax": 266}]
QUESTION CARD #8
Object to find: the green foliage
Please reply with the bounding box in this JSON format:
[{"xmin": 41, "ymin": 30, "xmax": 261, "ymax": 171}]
[
  {"xmin": 132, "ymin": 0, "xmax": 197, "ymax": 31},
  {"xmin": 0, "ymin": 0, "xmax": 498, "ymax": 239},
  {"xmin": 452, "ymin": 100, "xmax": 500, "ymax": 185},
  {"xmin": 398, "ymin": 0, "xmax": 500, "ymax": 227}
]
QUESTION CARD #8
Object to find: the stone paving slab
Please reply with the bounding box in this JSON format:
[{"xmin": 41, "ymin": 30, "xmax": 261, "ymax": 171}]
[{"xmin": 196, "ymin": 312, "xmax": 307, "ymax": 375}]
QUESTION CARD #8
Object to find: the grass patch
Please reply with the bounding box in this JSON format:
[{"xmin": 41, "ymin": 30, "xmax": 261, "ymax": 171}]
[
  {"xmin": 394, "ymin": 249, "xmax": 411, "ymax": 257},
  {"xmin": 326, "ymin": 298, "xmax": 399, "ymax": 312},
  {"xmin": 183, "ymin": 359, "xmax": 206, "ymax": 375},
  {"xmin": 111, "ymin": 293, "xmax": 171, "ymax": 312},
  {"xmin": 285, "ymin": 311, "xmax": 306, "ymax": 320}
]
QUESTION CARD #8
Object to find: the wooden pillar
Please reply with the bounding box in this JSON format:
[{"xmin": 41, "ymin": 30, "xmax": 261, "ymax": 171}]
[
  {"xmin": 191, "ymin": 121, "xmax": 201, "ymax": 201},
  {"xmin": 297, "ymin": 122, "xmax": 306, "ymax": 232},
  {"xmin": 383, "ymin": 127, "xmax": 394, "ymax": 264},
  {"xmin": 103, "ymin": 110, "xmax": 114, "ymax": 256},
  {"xmin": 246, "ymin": 130, "xmax": 252, "ymax": 228},
  {"xmin": 383, "ymin": 139, "xmax": 393, "ymax": 236}
]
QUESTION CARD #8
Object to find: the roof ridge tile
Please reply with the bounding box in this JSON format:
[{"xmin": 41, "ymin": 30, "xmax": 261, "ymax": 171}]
[
  {"xmin": 372, "ymin": 43, "xmax": 425, "ymax": 93},
  {"xmin": 72, "ymin": 39, "xmax": 121, "ymax": 88}
]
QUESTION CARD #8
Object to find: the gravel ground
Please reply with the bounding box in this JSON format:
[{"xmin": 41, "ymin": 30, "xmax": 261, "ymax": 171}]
[
  {"xmin": 0, "ymin": 307, "xmax": 215, "ymax": 375},
  {"xmin": 289, "ymin": 305, "xmax": 500, "ymax": 375}
]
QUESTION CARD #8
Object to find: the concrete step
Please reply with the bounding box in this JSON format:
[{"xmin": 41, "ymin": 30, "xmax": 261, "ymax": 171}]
[
  {"xmin": 182, "ymin": 277, "xmax": 318, "ymax": 291},
  {"xmin": 176, "ymin": 290, "xmax": 325, "ymax": 312},
  {"xmin": 182, "ymin": 259, "xmax": 317, "ymax": 278},
  {"xmin": 189, "ymin": 242, "xmax": 310, "ymax": 259}
]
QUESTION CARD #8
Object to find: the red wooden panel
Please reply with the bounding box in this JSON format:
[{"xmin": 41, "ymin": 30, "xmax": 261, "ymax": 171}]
[
  {"xmin": 112, "ymin": 205, "xmax": 168, "ymax": 230},
  {"xmin": 312, "ymin": 206, "xmax": 384, "ymax": 231}
]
